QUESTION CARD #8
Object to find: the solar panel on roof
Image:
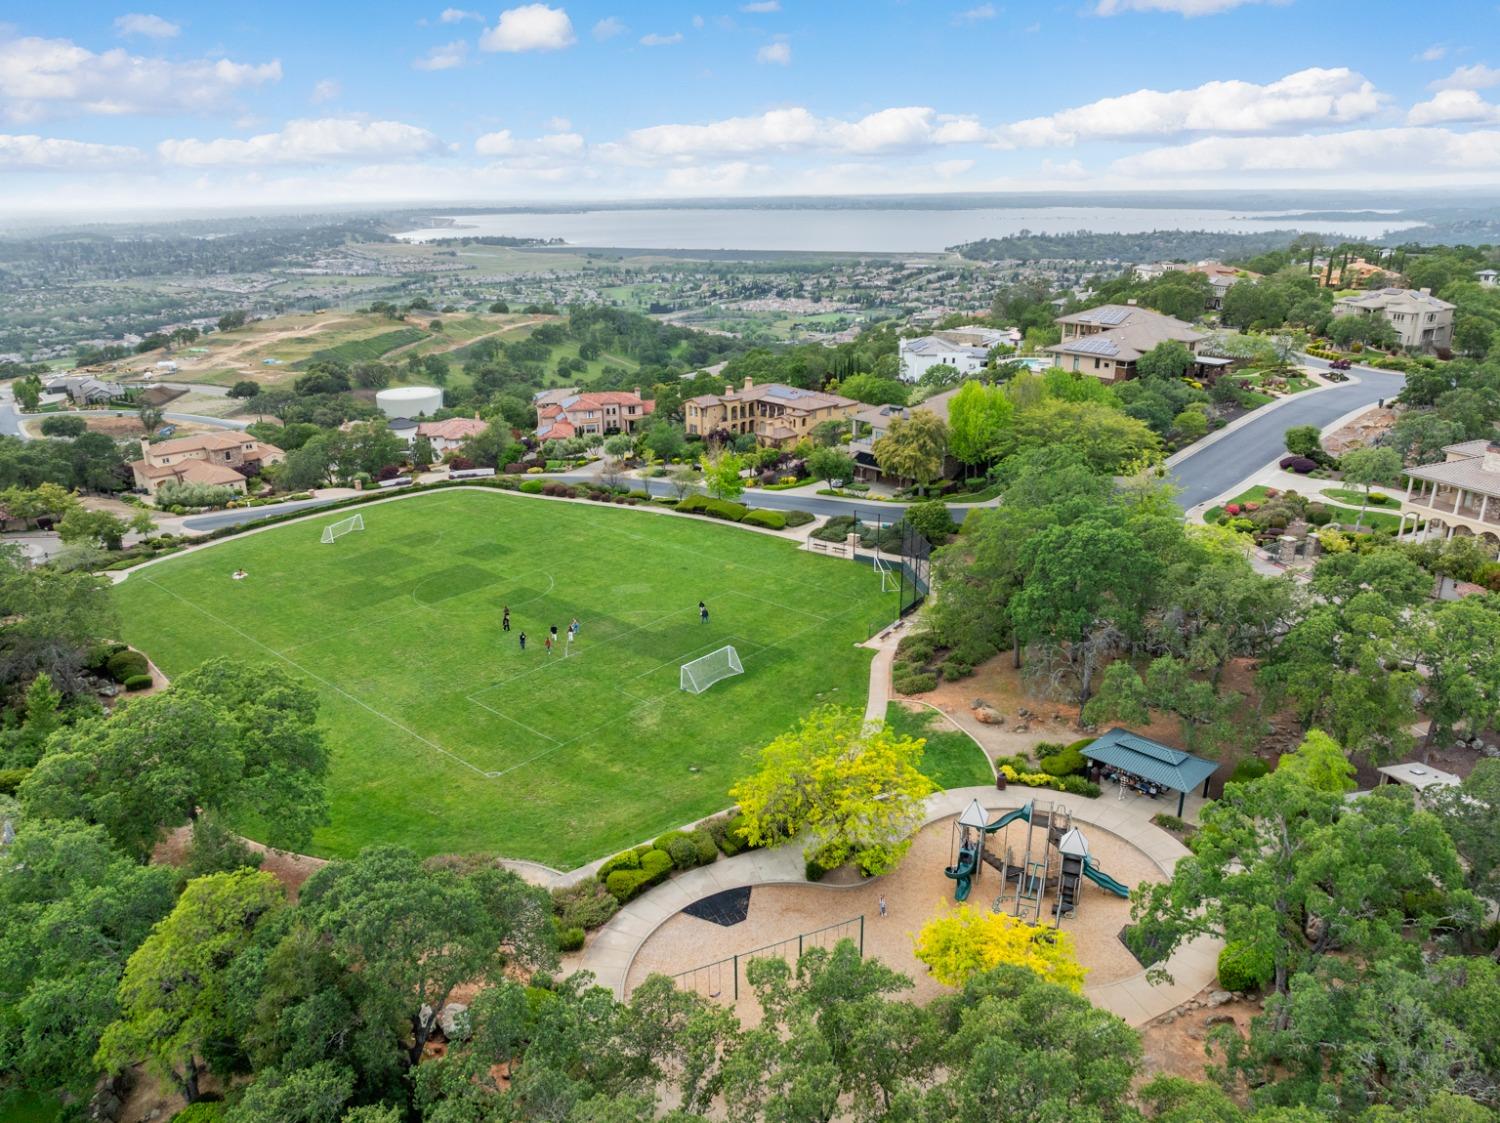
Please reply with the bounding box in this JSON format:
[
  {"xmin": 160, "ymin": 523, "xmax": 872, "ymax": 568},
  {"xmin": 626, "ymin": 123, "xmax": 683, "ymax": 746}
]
[
  {"xmin": 1068, "ymin": 336, "xmax": 1120, "ymax": 356},
  {"xmin": 1083, "ymin": 307, "xmax": 1131, "ymax": 325}
]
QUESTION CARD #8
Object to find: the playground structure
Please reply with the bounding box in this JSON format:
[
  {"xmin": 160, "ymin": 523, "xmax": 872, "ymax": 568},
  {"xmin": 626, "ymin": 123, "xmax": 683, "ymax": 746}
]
[{"xmin": 943, "ymin": 799, "xmax": 1130, "ymax": 925}]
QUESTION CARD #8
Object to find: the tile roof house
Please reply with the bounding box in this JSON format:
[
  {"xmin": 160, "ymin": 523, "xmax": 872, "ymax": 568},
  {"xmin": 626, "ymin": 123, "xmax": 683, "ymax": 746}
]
[
  {"xmin": 1332, "ymin": 287, "xmax": 1455, "ymax": 352},
  {"xmin": 533, "ymin": 388, "xmax": 654, "ymax": 441},
  {"xmin": 848, "ymin": 385, "xmax": 963, "ymax": 485},
  {"xmin": 129, "ymin": 431, "xmax": 283, "ymax": 496},
  {"xmin": 417, "ymin": 416, "xmax": 489, "ymax": 455},
  {"xmin": 683, "ymin": 378, "xmax": 859, "ymax": 449},
  {"xmin": 1046, "ymin": 303, "xmax": 1205, "ymax": 382},
  {"xmin": 1402, "ymin": 439, "xmax": 1500, "ymax": 549}
]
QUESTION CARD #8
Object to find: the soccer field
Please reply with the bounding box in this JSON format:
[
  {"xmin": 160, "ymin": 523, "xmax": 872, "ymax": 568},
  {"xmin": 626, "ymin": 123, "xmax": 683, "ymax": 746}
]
[{"xmin": 112, "ymin": 490, "xmax": 898, "ymax": 867}]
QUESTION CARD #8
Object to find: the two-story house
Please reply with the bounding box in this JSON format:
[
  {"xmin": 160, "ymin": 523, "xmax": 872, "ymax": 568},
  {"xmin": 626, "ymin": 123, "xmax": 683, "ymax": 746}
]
[
  {"xmin": 130, "ymin": 432, "xmax": 284, "ymax": 496},
  {"xmin": 897, "ymin": 327, "xmax": 1013, "ymax": 382},
  {"xmin": 1332, "ymin": 287, "xmax": 1455, "ymax": 352},
  {"xmin": 682, "ymin": 378, "xmax": 860, "ymax": 449},
  {"xmin": 534, "ymin": 388, "xmax": 654, "ymax": 440},
  {"xmin": 1045, "ymin": 303, "xmax": 1205, "ymax": 382},
  {"xmin": 847, "ymin": 385, "xmax": 962, "ymax": 485}
]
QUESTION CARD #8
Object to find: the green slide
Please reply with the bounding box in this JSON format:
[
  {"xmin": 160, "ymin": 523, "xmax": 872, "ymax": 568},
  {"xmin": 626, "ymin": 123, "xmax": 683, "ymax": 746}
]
[
  {"xmin": 1082, "ymin": 856, "xmax": 1130, "ymax": 898},
  {"xmin": 982, "ymin": 801, "xmax": 1032, "ymax": 834},
  {"xmin": 945, "ymin": 844, "xmax": 980, "ymax": 902}
]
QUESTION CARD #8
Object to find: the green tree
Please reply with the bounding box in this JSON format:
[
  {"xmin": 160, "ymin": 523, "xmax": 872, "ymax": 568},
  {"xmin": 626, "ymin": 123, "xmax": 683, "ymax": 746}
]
[
  {"xmin": 1010, "ymin": 398, "xmax": 1160, "ymax": 474},
  {"xmin": 810, "ymin": 418, "xmax": 848, "ymax": 447},
  {"xmin": 57, "ymin": 507, "xmax": 128, "ymax": 551},
  {"xmin": 1274, "ymin": 729, "xmax": 1356, "ymax": 793},
  {"xmin": 229, "ymin": 380, "xmax": 260, "ymax": 399},
  {"xmin": 946, "ymin": 380, "xmax": 1013, "ymax": 477},
  {"xmin": 458, "ymin": 424, "xmax": 521, "ymax": 470},
  {"xmin": 13, "ymin": 375, "xmax": 42, "ymax": 411},
  {"xmin": 872, "ymin": 410, "xmax": 947, "ymax": 494},
  {"xmin": 837, "ymin": 372, "xmax": 908, "ymax": 406},
  {"xmin": 807, "ymin": 445, "xmax": 856, "ymax": 488},
  {"xmin": 1429, "ymin": 759, "xmax": 1500, "ymax": 921},
  {"xmin": 1173, "ymin": 407, "xmax": 1209, "ymax": 441},
  {"xmin": 729, "ymin": 706, "xmax": 934, "ymax": 875},
  {"xmin": 1417, "ymin": 597, "xmax": 1500, "ymax": 757},
  {"xmin": 641, "ymin": 421, "xmax": 685, "ymax": 462},
  {"xmin": 97, "ymin": 869, "xmax": 285, "ymax": 1102},
  {"xmin": 1338, "ymin": 445, "xmax": 1402, "ymax": 528},
  {"xmin": 701, "ymin": 451, "xmax": 745, "ymax": 501},
  {"xmin": 0, "ymin": 544, "xmax": 115, "ymax": 695},
  {"xmin": 280, "ymin": 437, "xmax": 335, "ymax": 490},
  {"xmin": 410, "ymin": 435, "xmax": 434, "ymax": 467},
  {"xmin": 1136, "ymin": 340, "xmax": 1195, "ymax": 381},
  {"xmin": 0, "ymin": 819, "xmax": 176, "ymax": 1098},
  {"xmin": 0, "ymin": 670, "xmax": 64, "ymax": 768},
  {"xmin": 225, "ymin": 1061, "xmax": 355, "ymax": 1123},
  {"xmin": 137, "ymin": 403, "xmax": 165, "ymax": 439},
  {"xmin": 1283, "ymin": 424, "xmax": 1324, "ymax": 459}
]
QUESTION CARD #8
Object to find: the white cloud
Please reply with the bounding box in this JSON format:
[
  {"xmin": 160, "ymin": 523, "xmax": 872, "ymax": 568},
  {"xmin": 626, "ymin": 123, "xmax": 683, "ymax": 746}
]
[
  {"xmin": 474, "ymin": 128, "xmax": 584, "ymax": 158},
  {"xmin": 640, "ymin": 32, "xmax": 683, "ymax": 46},
  {"xmin": 474, "ymin": 128, "xmax": 514, "ymax": 155},
  {"xmin": 1113, "ymin": 126, "xmax": 1500, "ymax": 178},
  {"xmin": 663, "ymin": 160, "xmax": 762, "ymax": 192},
  {"xmin": 740, "ymin": 1, "xmax": 780, "ymax": 12},
  {"xmin": 547, "ymin": 115, "xmax": 571, "ymax": 130},
  {"xmin": 413, "ymin": 40, "xmax": 468, "ymax": 69},
  {"xmin": 692, "ymin": 14, "xmax": 705, "ymax": 28},
  {"xmin": 113, "ymin": 13, "xmax": 180, "ymax": 39},
  {"xmin": 310, "ymin": 78, "xmax": 340, "ymax": 104},
  {"xmin": 954, "ymin": 4, "xmax": 997, "ymax": 23},
  {"xmin": 1431, "ymin": 64, "xmax": 1500, "ymax": 91},
  {"xmin": 622, "ymin": 106, "xmax": 985, "ymax": 158},
  {"xmin": 1408, "ymin": 89, "xmax": 1500, "ymax": 125},
  {"xmin": 1000, "ymin": 67, "xmax": 1382, "ymax": 146},
  {"xmin": 439, "ymin": 7, "xmax": 481, "ymax": 21},
  {"xmin": 755, "ymin": 40, "xmax": 790, "ymax": 65},
  {"xmin": 0, "ymin": 132, "xmax": 143, "ymax": 169},
  {"xmin": 480, "ymin": 4, "xmax": 576, "ymax": 52},
  {"xmin": 0, "ymin": 35, "xmax": 280, "ymax": 121},
  {"xmin": 1416, "ymin": 44, "xmax": 1446, "ymax": 62},
  {"xmin": 592, "ymin": 16, "xmax": 625, "ymax": 40},
  {"xmin": 1096, "ymin": 0, "xmax": 1287, "ymax": 14},
  {"xmin": 933, "ymin": 158, "xmax": 975, "ymax": 178},
  {"xmin": 158, "ymin": 117, "xmax": 447, "ymax": 166}
]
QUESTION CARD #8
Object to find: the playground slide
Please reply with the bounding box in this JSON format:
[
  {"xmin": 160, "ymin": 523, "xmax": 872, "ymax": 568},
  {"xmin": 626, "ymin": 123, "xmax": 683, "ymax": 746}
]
[
  {"xmin": 981, "ymin": 802, "xmax": 1032, "ymax": 834},
  {"xmin": 1081, "ymin": 858, "xmax": 1130, "ymax": 898},
  {"xmin": 945, "ymin": 845, "xmax": 980, "ymax": 902}
]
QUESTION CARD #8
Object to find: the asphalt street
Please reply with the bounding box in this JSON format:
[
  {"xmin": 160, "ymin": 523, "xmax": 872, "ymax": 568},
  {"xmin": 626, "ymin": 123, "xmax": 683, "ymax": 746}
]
[{"xmin": 1167, "ymin": 360, "xmax": 1406, "ymax": 509}]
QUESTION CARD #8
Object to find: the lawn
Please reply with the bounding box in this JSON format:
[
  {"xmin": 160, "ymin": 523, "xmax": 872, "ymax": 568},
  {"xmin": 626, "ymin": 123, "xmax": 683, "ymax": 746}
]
[
  {"xmin": 112, "ymin": 490, "xmax": 898, "ymax": 868},
  {"xmin": 884, "ymin": 702, "xmax": 994, "ymax": 790},
  {"xmin": 1205, "ymin": 484, "xmax": 1409, "ymax": 533}
]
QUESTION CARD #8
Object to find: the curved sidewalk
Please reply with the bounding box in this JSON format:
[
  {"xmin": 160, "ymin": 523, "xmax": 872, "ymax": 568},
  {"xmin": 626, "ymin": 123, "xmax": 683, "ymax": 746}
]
[{"xmin": 573, "ymin": 784, "xmax": 1220, "ymax": 1027}]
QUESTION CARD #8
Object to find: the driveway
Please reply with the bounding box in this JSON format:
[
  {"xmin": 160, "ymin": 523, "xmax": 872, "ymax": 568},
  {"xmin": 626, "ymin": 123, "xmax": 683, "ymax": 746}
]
[{"xmin": 1167, "ymin": 360, "xmax": 1405, "ymax": 510}]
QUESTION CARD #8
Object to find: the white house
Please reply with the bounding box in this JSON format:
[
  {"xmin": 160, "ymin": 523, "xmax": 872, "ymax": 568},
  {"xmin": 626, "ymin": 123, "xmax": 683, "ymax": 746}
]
[
  {"xmin": 897, "ymin": 327, "xmax": 1010, "ymax": 382},
  {"xmin": 1477, "ymin": 269, "xmax": 1498, "ymax": 288}
]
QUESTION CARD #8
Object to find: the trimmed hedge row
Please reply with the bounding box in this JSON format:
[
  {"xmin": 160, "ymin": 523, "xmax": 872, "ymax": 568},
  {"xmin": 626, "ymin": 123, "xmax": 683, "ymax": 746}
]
[
  {"xmin": 998, "ymin": 764, "xmax": 1101, "ymax": 798},
  {"xmin": 596, "ymin": 813, "xmax": 754, "ymax": 904}
]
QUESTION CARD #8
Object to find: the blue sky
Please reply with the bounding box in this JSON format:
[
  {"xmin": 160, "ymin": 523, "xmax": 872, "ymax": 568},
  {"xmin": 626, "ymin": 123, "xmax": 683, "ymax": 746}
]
[{"xmin": 2, "ymin": 0, "xmax": 1499, "ymax": 212}]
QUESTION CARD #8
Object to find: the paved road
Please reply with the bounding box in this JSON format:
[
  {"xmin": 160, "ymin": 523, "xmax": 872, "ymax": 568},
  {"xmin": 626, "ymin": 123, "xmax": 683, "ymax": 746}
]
[
  {"xmin": 183, "ymin": 496, "xmax": 344, "ymax": 532},
  {"xmin": 0, "ymin": 387, "xmax": 22, "ymax": 438},
  {"xmin": 1167, "ymin": 360, "xmax": 1406, "ymax": 509}
]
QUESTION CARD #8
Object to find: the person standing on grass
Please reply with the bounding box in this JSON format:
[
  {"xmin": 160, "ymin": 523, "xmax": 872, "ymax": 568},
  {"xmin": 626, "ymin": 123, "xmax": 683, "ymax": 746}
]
[
  {"xmin": 502, "ymin": 606, "xmax": 510, "ymax": 632},
  {"xmin": 570, "ymin": 616, "xmax": 579, "ymax": 637},
  {"xmin": 699, "ymin": 601, "xmax": 709, "ymax": 624},
  {"xmin": 565, "ymin": 627, "xmax": 574, "ymax": 656},
  {"xmin": 518, "ymin": 631, "xmax": 527, "ymax": 651},
  {"xmin": 545, "ymin": 633, "xmax": 553, "ymax": 655}
]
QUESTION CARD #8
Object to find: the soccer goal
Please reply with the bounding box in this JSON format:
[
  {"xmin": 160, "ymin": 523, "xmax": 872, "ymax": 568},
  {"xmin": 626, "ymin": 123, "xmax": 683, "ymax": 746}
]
[
  {"xmin": 320, "ymin": 513, "xmax": 364, "ymax": 544},
  {"xmin": 680, "ymin": 645, "xmax": 743, "ymax": 694}
]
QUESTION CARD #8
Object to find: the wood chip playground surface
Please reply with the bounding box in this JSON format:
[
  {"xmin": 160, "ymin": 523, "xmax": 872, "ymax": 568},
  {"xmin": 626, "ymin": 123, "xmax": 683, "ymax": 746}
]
[
  {"xmin": 111, "ymin": 489, "xmax": 898, "ymax": 866},
  {"xmin": 622, "ymin": 807, "xmax": 1167, "ymax": 1026}
]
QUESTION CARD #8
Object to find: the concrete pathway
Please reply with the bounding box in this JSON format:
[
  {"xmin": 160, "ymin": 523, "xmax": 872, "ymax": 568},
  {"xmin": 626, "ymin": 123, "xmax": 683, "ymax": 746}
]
[{"xmin": 573, "ymin": 784, "xmax": 1219, "ymax": 1027}]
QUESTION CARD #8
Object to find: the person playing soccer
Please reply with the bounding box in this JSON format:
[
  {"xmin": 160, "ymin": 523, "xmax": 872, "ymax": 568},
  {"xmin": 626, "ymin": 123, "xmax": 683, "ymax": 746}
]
[
  {"xmin": 518, "ymin": 631, "xmax": 527, "ymax": 651},
  {"xmin": 569, "ymin": 617, "xmax": 579, "ymax": 636},
  {"xmin": 502, "ymin": 606, "xmax": 510, "ymax": 632},
  {"xmin": 545, "ymin": 633, "xmax": 553, "ymax": 655},
  {"xmin": 699, "ymin": 600, "xmax": 709, "ymax": 624}
]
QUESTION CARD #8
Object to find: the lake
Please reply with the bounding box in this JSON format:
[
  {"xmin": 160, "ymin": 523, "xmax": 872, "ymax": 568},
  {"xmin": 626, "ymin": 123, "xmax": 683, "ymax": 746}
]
[{"xmin": 394, "ymin": 205, "xmax": 1422, "ymax": 254}]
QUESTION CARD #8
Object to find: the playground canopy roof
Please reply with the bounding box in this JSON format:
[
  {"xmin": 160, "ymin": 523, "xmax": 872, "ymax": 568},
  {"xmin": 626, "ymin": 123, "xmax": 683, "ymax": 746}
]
[{"xmin": 1082, "ymin": 728, "xmax": 1217, "ymax": 795}]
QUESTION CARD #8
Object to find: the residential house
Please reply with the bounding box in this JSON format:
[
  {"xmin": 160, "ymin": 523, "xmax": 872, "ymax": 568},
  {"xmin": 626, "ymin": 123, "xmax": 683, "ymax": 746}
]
[
  {"xmin": 418, "ymin": 416, "xmax": 488, "ymax": 456},
  {"xmin": 129, "ymin": 431, "xmax": 284, "ymax": 496},
  {"xmin": 1476, "ymin": 269, "xmax": 1498, "ymax": 288},
  {"xmin": 1332, "ymin": 287, "xmax": 1454, "ymax": 352},
  {"xmin": 847, "ymin": 385, "xmax": 962, "ymax": 485},
  {"xmin": 897, "ymin": 327, "xmax": 1012, "ymax": 382},
  {"xmin": 1133, "ymin": 260, "xmax": 1254, "ymax": 310},
  {"xmin": 44, "ymin": 375, "xmax": 127, "ymax": 404},
  {"xmin": 1400, "ymin": 439, "xmax": 1500, "ymax": 554},
  {"xmin": 1046, "ymin": 303, "xmax": 1205, "ymax": 382},
  {"xmin": 683, "ymin": 378, "xmax": 859, "ymax": 450},
  {"xmin": 533, "ymin": 388, "xmax": 654, "ymax": 441},
  {"xmin": 386, "ymin": 417, "xmax": 420, "ymax": 445}
]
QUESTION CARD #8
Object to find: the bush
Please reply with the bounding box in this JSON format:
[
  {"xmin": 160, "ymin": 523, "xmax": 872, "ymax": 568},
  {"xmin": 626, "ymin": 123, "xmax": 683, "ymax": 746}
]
[
  {"xmin": 1230, "ymin": 757, "xmax": 1269, "ymax": 784},
  {"xmin": 0, "ymin": 767, "xmax": 30, "ymax": 796},
  {"xmin": 105, "ymin": 649, "xmax": 149, "ymax": 682},
  {"xmin": 40, "ymin": 415, "xmax": 88, "ymax": 437},
  {"xmin": 1039, "ymin": 745, "xmax": 1086, "ymax": 777},
  {"xmin": 157, "ymin": 481, "xmax": 239, "ymax": 509},
  {"xmin": 171, "ymin": 1105, "xmax": 228, "ymax": 1123},
  {"xmin": 1278, "ymin": 456, "xmax": 1318, "ymax": 474},
  {"xmin": 677, "ymin": 494, "xmax": 751, "ymax": 522},
  {"xmin": 550, "ymin": 881, "xmax": 620, "ymax": 930},
  {"xmin": 950, "ymin": 639, "xmax": 997, "ymax": 667},
  {"xmin": 892, "ymin": 668, "xmax": 937, "ymax": 695},
  {"xmin": 1058, "ymin": 775, "xmax": 1101, "ymax": 797},
  {"xmin": 605, "ymin": 868, "xmax": 648, "ymax": 904},
  {"xmin": 1151, "ymin": 813, "xmax": 1189, "ymax": 833},
  {"xmin": 805, "ymin": 852, "xmax": 837, "ymax": 881},
  {"xmin": 783, "ymin": 509, "xmax": 815, "ymax": 528},
  {"xmin": 1217, "ymin": 940, "xmax": 1274, "ymax": 992},
  {"xmin": 906, "ymin": 499, "xmax": 957, "ymax": 543},
  {"xmin": 1366, "ymin": 491, "xmax": 1392, "ymax": 505},
  {"xmin": 1305, "ymin": 504, "xmax": 1333, "ymax": 526},
  {"xmin": 555, "ymin": 923, "xmax": 586, "ymax": 952},
  {"xmin": 942, "ymin": 660, "xmax": 972, "ymax": 681},
  {"xmin": 742, "ymin": 509, "xmax": 787, "ymax": 530},
  {"xmin": 708, "ymin": 812, "xmax": 749, "ymax": 856},
  {"xmin": 123, "ymin": 674, "xmax": 153, "ymax": 692},
  {"xmin": 596, "ymin": 849, "xmax": 641, "ymax": 881},
  {"xmin": 690, "ymin": 827, "xmax": 718, "ymax": 865},
  {"xmin": 896, "ymin": 633, "xmax": 936, "ymax": 663}
]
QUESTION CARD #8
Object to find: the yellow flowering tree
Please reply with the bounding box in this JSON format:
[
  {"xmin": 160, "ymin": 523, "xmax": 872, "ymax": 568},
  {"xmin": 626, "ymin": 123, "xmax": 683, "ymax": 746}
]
[
  {"xmin": 729, "ymin": 705, "xmax": 934, "ymax": 876},
  {"xmin": 913, "ymin": 905, "xmax": 1088, "ymax": 993}
]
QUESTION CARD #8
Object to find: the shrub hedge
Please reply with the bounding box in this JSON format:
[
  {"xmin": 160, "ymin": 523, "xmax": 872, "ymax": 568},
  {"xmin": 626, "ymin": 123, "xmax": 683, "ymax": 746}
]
[
  {"xmin": 999, "ymin": 764, "xmax": 1100, "ymax": 798},
  {"xmin": 1039, "ymin": 745, "xmax": 1086, "ymax": 777},
  {"xmin": 783, "ymin": 510, "xmax": 815, "ymax": 528},
  {"xmin": 123, "ymin": 674, "xmax": 153, "ymax": 692},
  {"xmin": 555, "ymin": 923, "xmax": 586, "ymax": 952},
  {"xmin": 551, "ymin": 881, "xmax": 620, "ymax": 931},
  {"xmin": 741, "ymin": 509, "xmax": 787, "ymax": 530},
  {"xmin": 519, "ymin": 480, "xmax": 545, "ymax": 494},
  {"xmin": 105, "ymin": 649, "xmax": 149, "ymax": 683}
]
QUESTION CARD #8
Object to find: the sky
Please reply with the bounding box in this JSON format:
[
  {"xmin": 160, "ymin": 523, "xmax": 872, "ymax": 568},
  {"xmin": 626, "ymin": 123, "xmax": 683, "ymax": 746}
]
[{"xmin": 2, "ymin": 0, "xmax": 1500, "ymax": 213}]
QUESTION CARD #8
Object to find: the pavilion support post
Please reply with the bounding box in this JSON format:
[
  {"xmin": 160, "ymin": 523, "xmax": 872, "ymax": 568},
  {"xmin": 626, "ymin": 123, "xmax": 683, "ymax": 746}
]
[{"xmin": 1177, "ymin": 789, "xmax": 1186, "ymax": 817}]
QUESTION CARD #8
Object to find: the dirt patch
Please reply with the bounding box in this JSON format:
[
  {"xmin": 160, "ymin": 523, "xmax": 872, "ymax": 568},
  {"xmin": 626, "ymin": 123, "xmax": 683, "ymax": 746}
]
[
  {"xmin": 624, "ymin": 807, "xmax": 1165, "ymax": 1026},
  {"xmin": 1138, "ymin": 986, "xmax": 1257, "ymax": 1084},
  {"xmin": 152, "ymin": 825, "xmax": 328, "ymax": 901}
]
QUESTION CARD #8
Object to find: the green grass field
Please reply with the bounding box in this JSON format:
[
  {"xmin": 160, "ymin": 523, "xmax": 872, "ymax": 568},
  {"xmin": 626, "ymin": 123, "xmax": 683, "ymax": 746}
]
[
  {"xmin": 112, "ymin": 491, "xmax": 898, "ymax": 868},
  {"xmin": 883, "ymin": 703, "xmax": 993, "ymax": 790}
]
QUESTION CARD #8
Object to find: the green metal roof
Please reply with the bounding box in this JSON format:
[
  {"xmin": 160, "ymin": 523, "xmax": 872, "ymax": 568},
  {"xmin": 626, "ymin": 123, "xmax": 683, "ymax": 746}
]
[{"xmin": 1081, "ymin": 728, "xmax": 1218, "ymax": 793}]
